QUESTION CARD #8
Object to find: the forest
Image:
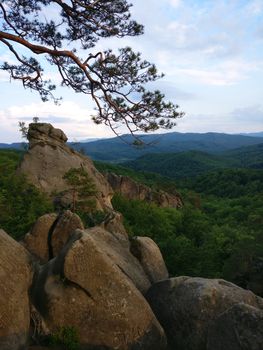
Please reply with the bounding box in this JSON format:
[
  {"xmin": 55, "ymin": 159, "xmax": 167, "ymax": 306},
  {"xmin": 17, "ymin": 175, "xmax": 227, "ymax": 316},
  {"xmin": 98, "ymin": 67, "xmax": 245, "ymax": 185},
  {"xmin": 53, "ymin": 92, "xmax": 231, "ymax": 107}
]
[{"xmin": 1, "ymin": 148, "xmax": 262, "ymax": 296}]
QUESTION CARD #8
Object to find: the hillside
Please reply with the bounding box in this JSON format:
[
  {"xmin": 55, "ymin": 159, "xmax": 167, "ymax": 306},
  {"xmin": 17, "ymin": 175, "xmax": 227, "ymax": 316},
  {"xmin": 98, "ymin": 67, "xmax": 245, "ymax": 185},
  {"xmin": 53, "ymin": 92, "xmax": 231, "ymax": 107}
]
[
  {"xmin": 78, "ymin": 132, "xmax": 263, "ymax": 162},
  {"xmin": 123, "ymin": 143, "xmax": 263, "ymax": 179},
  {"xmin": 123, "ymin": 151, "xmax": 233, "ymax": 178},
  {"xmin": 224, "ymin": 143, "xmax": 263, "ymax": 169},
  {"xmin": 2, "ymin": 132, "xmax": 263, "ymax": 164},
  {"xmin": 93, "ymin": 158, "xmax": 263, "ymax": 295}
]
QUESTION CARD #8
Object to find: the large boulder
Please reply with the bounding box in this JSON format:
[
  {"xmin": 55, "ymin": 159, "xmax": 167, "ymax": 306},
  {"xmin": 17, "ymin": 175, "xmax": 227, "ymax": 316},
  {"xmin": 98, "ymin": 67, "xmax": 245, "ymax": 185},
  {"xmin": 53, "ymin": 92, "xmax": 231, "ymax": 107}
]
[
  {"xmin": 51, "ymin": 210, "xmax": 84, "ymax": 257},
  {"xmin": 146, "ymin": 277, "xmax": 263, "ymax": 350},
  {"xmin": 31, "ymin": 230, "xmax": 167, "ymax": 350},
  {"xmin": 85, "ymin": 227, "xmax": 151, "ymax": 294},
  {"xmin": 0, "ymin": 229, "xmax": 33, "ymax": 350},
  {"xmin": 102, "ymin": 210, "xmax": 129, "ymax": 243},
  {"xmin": 207, "ymin": 303, "xmax": 263, "ymax": 350},
  {"xmin": 23, "ymin": 213, "xmax": 57, "ymax": 262},
  {"xmin": 106, "ymin": 172, "xmax": 183, "ymax": 208},
  {"xmin": 17, "ymin": 123, "xmax": 113, "ymax": 210},
  {"xmin": 130, "ymin": 236, "xmax": 169, "ymax": 284},
  {"xmin": 23, "ymin": 211, "xmax": 84, "ymax": 262}
]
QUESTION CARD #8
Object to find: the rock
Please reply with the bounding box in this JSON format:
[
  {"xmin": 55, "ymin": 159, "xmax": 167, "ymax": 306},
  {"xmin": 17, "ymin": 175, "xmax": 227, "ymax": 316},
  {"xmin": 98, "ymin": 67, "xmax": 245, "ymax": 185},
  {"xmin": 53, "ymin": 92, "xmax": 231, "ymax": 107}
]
[
  {"xmin": 0, "ymin": 229, "xmax": 33, "ymax": 350},
  {"xmin": 28, "ymin": 123, "xmax": 67, "ymax": 146},
  {"xmin": 31, "ymin": 230, "xmax": 167, "ymax": 350},
  {"xmin": 102, "ymin": 210, "xmax": 129, "ymax": 243},
  {"xmin": 18, "ymin": 123, "xmax": 113, "ymax": 210},
  {"xmin": 130, "ymin": 236, "xmax": 169, "ymax": 284},
  {"xmin": 106, "ymin": 172, "xmax": 183, "ymax": 208},
  {"xmin": 51, "ymin": 210, "xmax": 84, "ymax": 257},
  {"xmin": 23, "ymin": 211, "xmax": 84, "ymax": 262},
  {"xmin": 207, "ymin": 302, "xmax": 263, "ymax": 350},
  {"xmin": 87, "ymin": 227, "xmax": 151, "ymax": 294},
  {"xmin": 146, "ymin": 277, "xmax": 263, "ymax": 350},
  {"xmin": 23, "ymin": 213, "xmax": 57, "ymax": 262}
]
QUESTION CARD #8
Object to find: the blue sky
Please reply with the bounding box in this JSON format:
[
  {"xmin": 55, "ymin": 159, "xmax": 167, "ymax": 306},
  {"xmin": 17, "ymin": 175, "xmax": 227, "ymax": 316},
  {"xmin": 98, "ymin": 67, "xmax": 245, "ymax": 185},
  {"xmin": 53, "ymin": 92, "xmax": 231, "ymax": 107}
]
[{"xmin": 0, "ymin": 0, "xmax": 263, "ymax": 142}]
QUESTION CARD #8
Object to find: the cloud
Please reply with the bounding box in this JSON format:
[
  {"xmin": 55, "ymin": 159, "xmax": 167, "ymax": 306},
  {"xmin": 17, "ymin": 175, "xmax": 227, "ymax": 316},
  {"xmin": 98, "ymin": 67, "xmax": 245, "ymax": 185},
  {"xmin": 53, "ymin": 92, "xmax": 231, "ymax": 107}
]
[
  {"xmin": 247, "ymin": 0, "xmax": 263, "ymax": 15},
  {"xmin": 169, "ymin": 0, "xmax": 181, "ymax": 8},
  {"xmin": 0, "ymin": 100, "xmax": 114, "ymax": 143},
  {"xmin": 175, "ymin": 59, "xmax": 260, "ymax": 86},
  {"xmin": 175, "ymin": 108, "xmax": 263, "ymax": 134},
  {"xmin": 148, "ymin": 79, "xmax": 196, "ymax": 101},
  {"xmin": 231, "ymin": 105, "xmax": 263, "ymax": 122},
  {"xmin": 0, "ymin": 71, "xmax": 9, "ymax": 82}
]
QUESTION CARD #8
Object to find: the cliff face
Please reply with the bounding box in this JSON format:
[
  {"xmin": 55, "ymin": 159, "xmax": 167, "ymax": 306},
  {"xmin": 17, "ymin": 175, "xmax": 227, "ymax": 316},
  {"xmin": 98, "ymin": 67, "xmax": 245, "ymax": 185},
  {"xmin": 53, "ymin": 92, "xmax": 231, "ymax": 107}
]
[
  {"xmin": 17, "ymin": 123, "xmax": 113, "ymax": 211},
  {"xmin": 106, "ymin": 172, "xmax": 183, "ymax": 208}
]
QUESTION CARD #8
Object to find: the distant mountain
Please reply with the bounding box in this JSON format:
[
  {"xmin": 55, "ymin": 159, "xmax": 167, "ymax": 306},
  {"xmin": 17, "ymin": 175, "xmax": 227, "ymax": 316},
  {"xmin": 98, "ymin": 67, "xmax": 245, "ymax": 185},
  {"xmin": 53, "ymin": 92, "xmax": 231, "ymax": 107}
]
[
  {"xmin": 123, "ymin": 143, "xmax": 263, "ymax": 179},
  {"xmin": 1, "ymin": 132, "xmax": 263, "ymax": 163},
  {"xmin": 0, "ymin": 143, "xmax": 24, "ymax": 150},
  {"xmin": 240, "ymin": 132, "xmax": 263, "ymax": 138},
  {"xmin": 73, "ymin": 132, "xmax": 263, "ymax": 163}
]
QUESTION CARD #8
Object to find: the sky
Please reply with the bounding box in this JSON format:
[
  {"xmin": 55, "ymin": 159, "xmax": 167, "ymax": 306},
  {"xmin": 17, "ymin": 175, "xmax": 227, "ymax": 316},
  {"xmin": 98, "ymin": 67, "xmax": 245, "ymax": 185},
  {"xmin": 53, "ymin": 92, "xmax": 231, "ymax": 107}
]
[{"xmin": 0, "ymin": 0, "xmax": 263, "ymax": 142}]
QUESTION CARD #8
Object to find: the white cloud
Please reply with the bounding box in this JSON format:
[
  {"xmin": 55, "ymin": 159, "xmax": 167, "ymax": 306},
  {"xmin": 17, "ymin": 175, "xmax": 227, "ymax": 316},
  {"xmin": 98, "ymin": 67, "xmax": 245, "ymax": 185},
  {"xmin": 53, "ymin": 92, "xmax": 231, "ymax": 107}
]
[
  {"xmin": 0, "ymin": 71, "xmax": 10, "ymax": 82},
  {"xmin": 169, "ymin": 0, "xmax": 181, "ymax": 8},
  {"xmin": 175, "ymin": 108, "xmax": 263, "ymax": 134},
  {"xmin": 247, "ymin": 0, "xmax": 263, "ymax": 15},
  {"xmin": 174, "ymin": 59, "xmax": 261, "ymax": 86},
  {"xmin": 231, "ymin": 105, "xmax": 263, "ymax": 122},
  {"xmin": 0, "ymin": 100, "xmax": 114, "ymax": 143}
]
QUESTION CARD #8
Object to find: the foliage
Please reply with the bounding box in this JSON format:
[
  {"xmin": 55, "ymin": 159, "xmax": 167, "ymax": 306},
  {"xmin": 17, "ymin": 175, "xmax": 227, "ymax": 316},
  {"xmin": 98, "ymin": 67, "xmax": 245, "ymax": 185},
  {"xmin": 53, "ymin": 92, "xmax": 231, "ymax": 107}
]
[
  {"xmin": 123, "ymin": 146, "xmax": 263, "ymax": 179},
  {"xmin": 0, "ymin": 150, "xmax": 52, "ymax": 239},
  {"xmin": 18, "ymin": 117, "xmax": 40, "ymax": 140},
  {"xmin": 109, "ymin": 158, "xmax": 263, "ymax": 292},
  {"xmin": 124, "ymin": 151, "xmax": 233, "ymax": 179},
  {"xmin": 77, "ymin": 209, "xmax": 107, "ymax": 228},
  {"xmin": 63, "ymin": 167, "xmax": 97, "ymax": 212},
  {"xmin": 182, "ymin": 168, "xmax": 263, "ymax": 198},
  {"xmin": 0, "ymin": 0, "xmax": 183, "ymax": 137},
  {"xmin": 1, "ymin": 149, "xmax": 263, "ymax": 295},
  {"xmin": 49, "ymin": 326, "xmax": 79, "ymax": 350}
]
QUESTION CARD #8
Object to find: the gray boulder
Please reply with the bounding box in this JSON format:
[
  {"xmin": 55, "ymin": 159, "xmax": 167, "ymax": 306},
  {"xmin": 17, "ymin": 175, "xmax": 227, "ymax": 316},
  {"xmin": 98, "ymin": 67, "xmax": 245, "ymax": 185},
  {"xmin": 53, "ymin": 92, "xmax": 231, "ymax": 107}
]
[
  {"xmin": 146, "ymin": 276, "xmax": 263, "ymax": 350},
  {"xmin": 207, "ymin": 303, "xmax": 263, "ymax": 350}
]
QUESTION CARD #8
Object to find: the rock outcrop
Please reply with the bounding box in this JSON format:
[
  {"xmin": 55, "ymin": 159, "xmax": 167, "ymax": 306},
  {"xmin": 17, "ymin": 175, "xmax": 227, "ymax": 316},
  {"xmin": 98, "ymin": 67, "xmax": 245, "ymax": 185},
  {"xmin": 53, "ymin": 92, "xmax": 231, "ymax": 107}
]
[
  {"xmin": 0, "ymin": 229, "xmax": 33, "ymax": 350},
  {"xmin": 18, "ymin": 123, "xmax": 113, "ymax": 210},
  {"xmin": 51, "ymin": 210, "xmax": 84, "ymax": 257},
  {"xmin": 106, "ymin": 172, "xmax": 183, "ymax": 208},
  {"xmin": 31, "ymin": 230, "xmax": 167, "ymax": 350},
  {"xmin": 130, "ymin": 236, "xmax": 169, "ymax": 284},
  {"xmin": 87, "ymin": 226, "xmax": 151, "ymax": 294},
  {"xmin": 146, "ymin": 276, "xmax": 263, "ymax": 350},
  {"xmin": 23, "ymin": 213, "xmax": 57, "ymax": 262},
  {"xmin": 24, "ymin": 211, "xmax": 84, "ymax": 262},
  {"xmin": 207, "ymin": 303, "xmax": 263, "ymax": 350}
]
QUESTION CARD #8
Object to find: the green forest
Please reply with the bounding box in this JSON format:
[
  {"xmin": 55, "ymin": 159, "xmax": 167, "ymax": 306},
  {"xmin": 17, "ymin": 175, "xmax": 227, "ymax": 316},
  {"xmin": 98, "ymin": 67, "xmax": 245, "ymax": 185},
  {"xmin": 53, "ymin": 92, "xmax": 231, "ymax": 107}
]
[
  {"xmin": 96, "ymin": 160, "xmax": 263, "ymax": 295},
  {"xmin": 0, "ymin": 150, "xmax": 52, "ymax": 239},
  {"xmin": 1, "ymin": 149, "xmax": 263, "ymax": 296}
]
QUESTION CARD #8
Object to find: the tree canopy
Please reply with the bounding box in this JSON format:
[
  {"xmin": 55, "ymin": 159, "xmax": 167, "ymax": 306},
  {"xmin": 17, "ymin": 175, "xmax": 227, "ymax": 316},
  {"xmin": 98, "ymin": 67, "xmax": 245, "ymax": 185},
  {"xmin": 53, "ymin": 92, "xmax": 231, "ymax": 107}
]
[{"xmin": 0, "ymin": 0, "xmax": 183, "ymax": 137}]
